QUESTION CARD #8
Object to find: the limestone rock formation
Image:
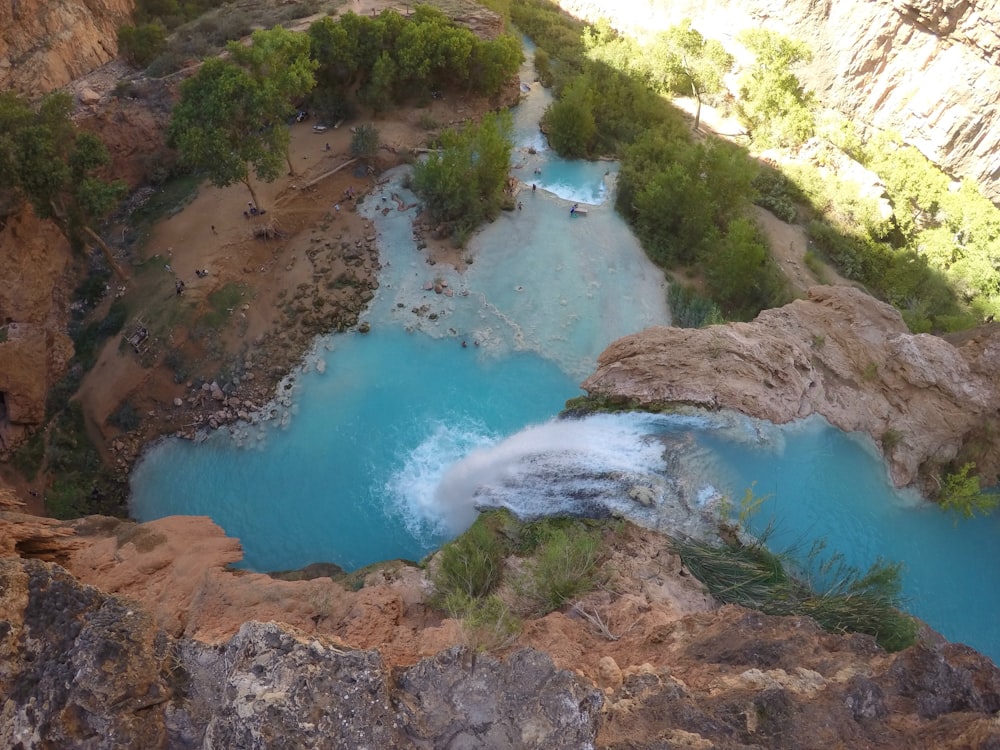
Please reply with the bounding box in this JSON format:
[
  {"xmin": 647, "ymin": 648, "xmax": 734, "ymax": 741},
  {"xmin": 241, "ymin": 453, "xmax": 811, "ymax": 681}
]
[
  {"xmin": 583, "ymin": 286, "xmax": 1000, "ymax": 493},
  {"xmin": 558, "ymin": 0, "xmax": 1000, "ymax": 201},
  {"xmin": 0, "ymin": 0, "xmax": 134, "ymax": 96},
  {"xmin": 3, "ymin": 510, "xmax": 1000, "ymax": 748},
  {"xmin": 0, "ymin": 556, "xmax": 603, "ymax": 749}
]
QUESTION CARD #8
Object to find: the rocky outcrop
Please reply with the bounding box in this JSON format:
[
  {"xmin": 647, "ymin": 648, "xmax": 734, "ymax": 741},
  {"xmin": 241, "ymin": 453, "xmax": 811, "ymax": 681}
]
[
  {"xmin": 0, "ymin": 555, "xmax": 602, "ymax": 749},
  {"xmin": 0, "ymin": 0, "xmax": 134, "ymax": 96},
  {"xmin": 0, "ymin": 207, "xmax": 76, "ymax": 454},
  {"xmin": 583, "ymin": 286, "xmax": 1000, "ymax": 494},
  {"xmin": 3, "ymin": 511, "xmax": 1000, "ymax": 748},
  {"xmin": 558, "ymin": 0, "xmax": 1000, "ymax": 201}
]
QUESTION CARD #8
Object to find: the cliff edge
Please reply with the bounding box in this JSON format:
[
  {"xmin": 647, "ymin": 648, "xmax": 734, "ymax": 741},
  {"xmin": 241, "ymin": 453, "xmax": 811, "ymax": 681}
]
[{"xmin": 3, "ymin": 505, "xmax": 1000, "ymax": 748}]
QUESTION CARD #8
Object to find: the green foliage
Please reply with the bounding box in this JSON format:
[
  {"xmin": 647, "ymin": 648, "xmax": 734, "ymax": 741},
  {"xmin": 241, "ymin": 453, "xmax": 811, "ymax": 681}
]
[
  {"xmin": 411, "ymin": 111, "xmax": 513, "ymax": 236},
  {"xmin": 308, "ymin": 9, "xmax": 520, "ymax": 115},
  {"xmin": 736, "ymin": 29, "xmax": 815, "ymax": 148},
  {"xmin": 672, "ymin": 532, "xmax": 918, "ymax": 652},
  {"xmin": 11, "ymin": 429, "xmax": 45, "ymax": 480},
  {"xmin": 350, "ymin": 123, "xmax": 380, "ymax": 162},
  {"xmin": 44, "ymin": 402, "xmax": 126, "ymax": 519},
  {"xmin": 118, "ymin": 23, "xmax": 167, "ymax": 68},
  {"xmin": 643, "ymin": 20, "xmax": 734, "ymax": 130},
  {"xmin": 752, "ymin": 165, "xmax": 801, "ymax": 223},
  {"xmin": 133, "ymin": 0, "xmax": 226, "ymax": 30},
  {"xmin": 433, "ymin": 512, "xmax": 510, "ymax": 600},
  {"xmin": 542, "ymin": 76, "xmax": 596, "ymax": 157},
  {"xmin": 706, "ymin": 217, "xmax": 789, "ymax": 320},
  {"xmin": 169, "ymin": 58, "xmax": 285, "ymax": 205},
  {"xmin": 0, "ymin": 92, "xmax": 126, "ymax": 257},
  {"xmin": 108, "ymin": 401, "xmax": 142, "ymax": 432},
  {"xmin": 202, "ymin": 283, "xmax": 247, "ymax": 328},
  {"xmin": 533, "ymin": 47, "xmax": 553, "ymax": 87},
  {"xmin": 669, "ymin": 283, "xmax": 724, "ymax": 328},
  {"xmin": 938, "ymin": 462, "xmax": 999, "ymax": 519},
  {"xmin": 516, "ymin": 523, "xmax": 601, "ymax": 614}
]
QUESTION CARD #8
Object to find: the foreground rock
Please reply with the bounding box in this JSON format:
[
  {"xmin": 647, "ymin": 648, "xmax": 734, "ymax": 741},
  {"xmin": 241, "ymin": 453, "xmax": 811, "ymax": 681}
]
[
  {"xmin": 3, "ymin": 507, "xmax": 1000, "ymax": 747},
  {"xmin": 583, "ymin": 286, "xmax": 1000, "ymax": 494}
]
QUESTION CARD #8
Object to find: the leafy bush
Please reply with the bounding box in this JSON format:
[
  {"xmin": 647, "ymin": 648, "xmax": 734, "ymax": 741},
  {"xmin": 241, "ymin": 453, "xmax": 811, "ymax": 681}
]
[
  {"xmin": 108, "ymin": 401, "xmax": 142, "ymax": 432},
  {"xmin": 938, "ymin": 462, "xmax": 999, "ymax": 519},
  {"xmin": 412, "ymin": 112, "xmax": 513, "ymax": 236},
  {"xmin": 669, "ymin": 283, "xmax": 724, "ymax": 328},
  {"xmin": 118, "ymin": 23, "xmax": 167, "ymax": 68}
]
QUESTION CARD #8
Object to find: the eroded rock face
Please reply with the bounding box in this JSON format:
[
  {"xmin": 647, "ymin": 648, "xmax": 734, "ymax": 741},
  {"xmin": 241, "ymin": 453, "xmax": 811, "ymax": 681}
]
[
  {"xmin": 558, "ymin": 0, "xmax": 1000, "ymax": 201},
  {"xmin": 0, "ymin": 557, "xmax": 603, "ymax": 750},
  {"xmin": 0, "ymin": 207, "xmax": 75, "ymax": 452},
  {"xmin": 0, "ymin": 0, "xmax": 134, "ymax": 95},
  {"xmin": 583, "ymin": 286, "xmax": 1000, "ymax": 493}
]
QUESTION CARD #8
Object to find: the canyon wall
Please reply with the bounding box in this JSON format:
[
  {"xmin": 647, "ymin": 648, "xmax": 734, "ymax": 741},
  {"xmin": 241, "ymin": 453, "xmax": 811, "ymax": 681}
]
[
  {"xmin": 0, "ymin": 0, "xmax": 134, "ymax": 96},
  {"xmin": 559, "ymin": 0, "xmax": 1000, "ymax": 202}
]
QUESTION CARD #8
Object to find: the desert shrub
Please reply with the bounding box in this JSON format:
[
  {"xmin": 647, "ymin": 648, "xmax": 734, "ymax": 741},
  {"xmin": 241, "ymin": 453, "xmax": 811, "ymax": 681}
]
[
  {"xmin": 118, "ymin": 23, "xmax": 167, "ymax": 68},
  {"xmin": 669, "ymin": 283, "xmax": 724, "ymax": 328},
  {"xmin": 433, "ymin": 513, "xmax": 510, "ymax": 601},
  {"xmin": 107, "ymin": 401, "xmax": 142, "ymax": 432},
  {"xmin": 516, "ymin": 523, "xmax": 601, "ymax": 614}
]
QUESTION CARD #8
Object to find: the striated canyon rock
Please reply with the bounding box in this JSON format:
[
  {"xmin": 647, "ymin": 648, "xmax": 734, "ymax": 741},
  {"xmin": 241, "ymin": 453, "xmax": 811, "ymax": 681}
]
[
  {"xmin": 0, "ymin": 0, "xmax": 134, "ymax": 96},
  {"xmin": 583, "ymin": 286, "xmax": 1000, "ymax": 493}
]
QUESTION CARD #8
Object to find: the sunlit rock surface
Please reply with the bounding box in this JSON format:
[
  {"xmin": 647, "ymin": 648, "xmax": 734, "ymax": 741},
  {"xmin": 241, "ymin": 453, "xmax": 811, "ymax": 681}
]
[{"xmin": 584, "ymin": 286, "xmax": 1000, "ymax": 493}]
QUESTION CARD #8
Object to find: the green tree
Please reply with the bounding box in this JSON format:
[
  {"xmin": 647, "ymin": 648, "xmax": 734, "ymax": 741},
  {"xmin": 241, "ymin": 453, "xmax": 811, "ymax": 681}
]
[
  {"xmin": 471, "ymin": 34, "xmax": 522, "ymax": 96},
  {"xmin": 736, "ymin": 29, "xmax": 815, "ymax": 147},
  {"xmin": 168, "ymin": 58, "xmax": 284, "ymax": 210},
  {"xmin": 227, "ymin": 26, "xmax": 317, "ymax": 175},
  {"xmin": 0, "ymin": 92, "xmax": 127, "ymax": 277},
  {"xmin": 543, "ymin": 76, "xmax": 596, "ymax": 157},
  {"xmin": 412, "ymin": 111, "xmax": 513, "ymax": 234},
  {"xmin": 646, "ymin": 20, "xmax": 734, "ymax": 131},
  {"xmin": 939, "ymin": 463, "xmax": 999, "ymax": 519},
  {"xmin": 350, "ymin": 123, "xmax": 380, "ymax": 163}
]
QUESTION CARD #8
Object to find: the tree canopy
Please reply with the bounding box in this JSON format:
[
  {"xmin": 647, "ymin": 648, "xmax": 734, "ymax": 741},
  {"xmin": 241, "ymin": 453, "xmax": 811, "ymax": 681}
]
[
  {"xmin": 169, "ymin": 58, "xmax": 282, "ymax": 209},
  {"xmin": 736, "ymin": 29, "xmax": 815, "ymax": 147},
  {"xmin": 0, "ymin": 92, "xmax": 127, "ymax": 276},
  {"xmin": 411, "ymin": 111, "xmax": 514, "ymax": 237},
  {"xmin": 646, "ymin": 21, "xmax": 734, "ymax": 131}
]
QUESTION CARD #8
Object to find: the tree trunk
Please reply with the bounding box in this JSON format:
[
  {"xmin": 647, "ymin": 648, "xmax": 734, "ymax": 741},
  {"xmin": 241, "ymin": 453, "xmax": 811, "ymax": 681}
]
[
  {"xmin": 285, "ymin": 147, "xmax": 295, "ymax": 177},
  {"xmin": 82, "ymin": 225, "xmax": 127, "ymax": 280},
  {"xmin": 690, "ymin": 79, "xmax": 702, "ymax": 133},
  {"xmin": 243, "ymin": 178, "xmax": 262, "ymax": 213}
]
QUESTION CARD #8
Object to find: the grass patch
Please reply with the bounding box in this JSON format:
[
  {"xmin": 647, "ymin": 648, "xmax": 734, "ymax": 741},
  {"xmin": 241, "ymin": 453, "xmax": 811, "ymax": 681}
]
[
  {"xmin": 129, "ymin": 173, "xmax": 202, "ymax": 231},
  {"xmin": 201, "ymin": 282, "xmax": 250, "ymax": 329},
  {"xmin": 671, "ymin": 532, "xmax": 918, "ymax": 652},
  {"xmin": 514, "ymin": 522, "xmax": 602, "ymax": 615}
]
